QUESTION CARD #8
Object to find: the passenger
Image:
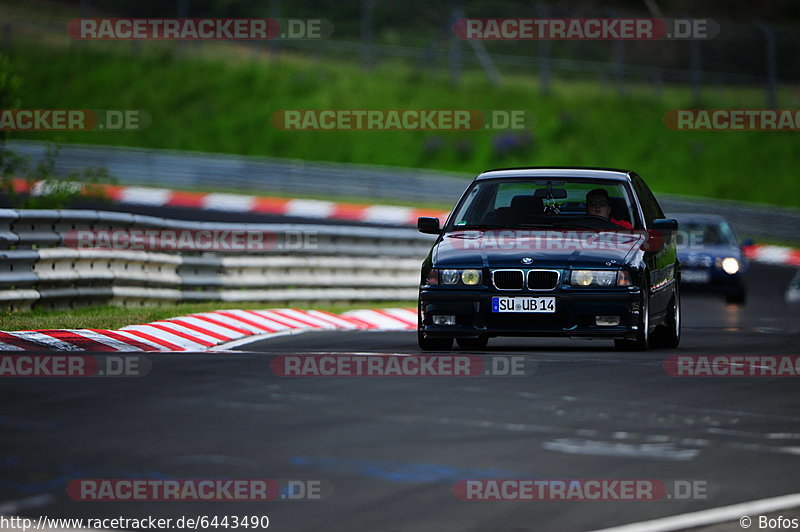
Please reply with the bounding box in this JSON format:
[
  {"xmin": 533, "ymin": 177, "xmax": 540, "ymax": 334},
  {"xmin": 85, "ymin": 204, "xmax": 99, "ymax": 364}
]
[{"xmin": 585, "ymin": 189, "xmax": 632, "ymax": 229}]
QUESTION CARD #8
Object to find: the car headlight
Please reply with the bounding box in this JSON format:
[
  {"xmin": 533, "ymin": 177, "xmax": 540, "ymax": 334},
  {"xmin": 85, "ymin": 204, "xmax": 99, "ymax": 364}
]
[
  {"xmin": 461, "ymin": 269, "xmax": 481, "ymax": 285},
  {"xmin": 427, "ymin": 269, "xmax": 482, "ymax": 286},
  {"xmin": 441, "ymin": 270, "xmax": 461, "ymax": 284},
  {"xmin": 717, "ymin": 257, "xmax": 740, "ymax": 275},
  {"xmin": 570, "ymin": 270, "xmax": 618, "ymax": 287}
]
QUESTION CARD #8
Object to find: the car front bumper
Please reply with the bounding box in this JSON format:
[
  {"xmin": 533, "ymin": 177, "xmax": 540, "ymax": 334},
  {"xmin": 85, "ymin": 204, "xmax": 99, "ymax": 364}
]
[
  {"xmin": 679, "ymin": 267, "xmax": 745, "ymax": 295},
  {"xmin": 418, "ymin": 288, "xmax": 642, "ymax": 340}
]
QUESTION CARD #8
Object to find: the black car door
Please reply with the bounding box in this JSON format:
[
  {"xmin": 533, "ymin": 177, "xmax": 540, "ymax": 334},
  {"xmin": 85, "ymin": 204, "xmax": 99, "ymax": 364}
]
[{"xmin": 631, "ymin": 174, "xmax": 676, "ymax": 316}]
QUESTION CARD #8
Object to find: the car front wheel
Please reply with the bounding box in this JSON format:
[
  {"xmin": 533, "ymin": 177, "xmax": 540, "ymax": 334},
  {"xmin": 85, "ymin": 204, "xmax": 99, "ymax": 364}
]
[
  {"xmin": 456, "ymin": 336, "xmax": 489, "ymax": 349},
  {"xmin": 726, "ymin": 288, "xmax": 746, "ymax": 305},
  {"xmin": 418, "ymin": 330, "xmax": 453, "ymax": 351},
  {"xmin": 417, "ymin": 305, "xmax": 453, "ymax": 351},
  {"xmin": 650, "ymin": 284, "xmax": 681, "ymax": 349},
  {"xmin": 615, "ymin": 290, "xmax": 650, "ymax": 351}
]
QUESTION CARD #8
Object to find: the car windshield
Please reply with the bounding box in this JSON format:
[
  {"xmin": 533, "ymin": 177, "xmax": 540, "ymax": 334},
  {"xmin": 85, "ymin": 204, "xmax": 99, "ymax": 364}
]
[
  {"xmin": 678, "ymin": 220, "xmax": 738, "ymax": 247},
  {"xmin": 446, "ymin": 178, "xmax": 636, "ymax": 230}
]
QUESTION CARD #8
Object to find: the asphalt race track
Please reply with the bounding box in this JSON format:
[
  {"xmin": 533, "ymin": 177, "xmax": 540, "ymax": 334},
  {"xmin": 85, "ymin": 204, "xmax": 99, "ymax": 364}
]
[{"xmin": 2, "ymin": 263, "xmax": 800, "ymax": 531}]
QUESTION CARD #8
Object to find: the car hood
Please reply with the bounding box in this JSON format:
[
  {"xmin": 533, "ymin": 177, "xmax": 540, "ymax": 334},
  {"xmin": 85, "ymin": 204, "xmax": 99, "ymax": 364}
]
[{"xmin": 433, "ymin": 230, "xmax": 645, "ymax": 269}]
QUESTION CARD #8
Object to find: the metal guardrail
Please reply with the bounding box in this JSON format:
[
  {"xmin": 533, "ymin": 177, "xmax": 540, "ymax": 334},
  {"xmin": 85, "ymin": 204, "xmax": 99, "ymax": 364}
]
[
  {"xmin": 0, "ymin": 209, "xmax": 433, "ymax": 311},
  {"xmin": 8, "ymin": 141, "xmax": 800, "ymax": 244},
  {"xmin": 3, "ymin": 206, "xmax": 798, "ymax": 313},
  {"xmin": 7, "ymin": 141, "xmax": 471, "ymax": 205}
]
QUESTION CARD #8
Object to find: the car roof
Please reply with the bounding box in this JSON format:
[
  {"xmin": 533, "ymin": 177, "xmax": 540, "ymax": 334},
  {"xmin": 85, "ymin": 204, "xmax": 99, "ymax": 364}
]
[{"xmin": 476, "ymin": 167, "xmax": 632, "ymax": 182}]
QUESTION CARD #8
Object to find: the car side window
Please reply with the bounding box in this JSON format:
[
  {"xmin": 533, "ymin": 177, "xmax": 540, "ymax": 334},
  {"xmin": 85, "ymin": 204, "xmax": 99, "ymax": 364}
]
[
  {"xmin": 632, "ymin": 174, "xmax": 664, "ymax": 226},
  {"xmin": 645, "ymin": 187, "xmax": 665, "ymax": 219},
  {"xmin": 631, "ymin": 177, "xmax": 653, "ymax": 226}
]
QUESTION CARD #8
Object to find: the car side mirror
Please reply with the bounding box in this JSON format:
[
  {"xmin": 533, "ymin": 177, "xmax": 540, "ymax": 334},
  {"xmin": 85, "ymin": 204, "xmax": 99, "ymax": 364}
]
[
  {"xmin": 645, "ymin": 218, "xmax": 678, "ymax": 251},
  {"xmin": 652, "ymin": 218, "xmax": 678, "ymax": 231},
  {"xmin": 417, "ymin": 217, "xmax": 441, "ymax": 235},
  {"xmin": 741, "ymin": 238, "xmax": 755, "ymax": 248}
]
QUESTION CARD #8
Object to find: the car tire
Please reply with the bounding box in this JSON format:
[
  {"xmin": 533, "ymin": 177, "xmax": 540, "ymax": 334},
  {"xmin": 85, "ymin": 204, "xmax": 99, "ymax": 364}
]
[
  {"xmin": 418, "ymin": 331, "xmax": 453, "ymax": 351},
  {"xmin": 456, "ymin": 336, "xmax": 489, "ymax": 349},
  {"xmin": 650, "ymin": 284, "xmax": 681, "ymax": 349},
  {"xmin": 614, "ymin": 289, "xmax": 650, "ymax": 351},
  {"xmin": 726, "ymin": 289, "xmax": 746, "ymax": 305},
  {"xmin": 417, "ymin": 305, "xmax": 453, "ymax": 350}
]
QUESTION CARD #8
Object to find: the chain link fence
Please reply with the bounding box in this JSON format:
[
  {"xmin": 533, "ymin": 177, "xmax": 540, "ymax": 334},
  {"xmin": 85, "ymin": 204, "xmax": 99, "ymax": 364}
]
[{"xmin": 2, "ymin": 2, "xmax": 798, "ymax": 102}]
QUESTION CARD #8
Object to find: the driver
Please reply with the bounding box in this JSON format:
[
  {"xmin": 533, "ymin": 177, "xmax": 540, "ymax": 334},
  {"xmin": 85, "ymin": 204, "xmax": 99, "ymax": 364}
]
[{"xmin": 585, "ymin": 189, "xmax": 632, "ymax": 229}]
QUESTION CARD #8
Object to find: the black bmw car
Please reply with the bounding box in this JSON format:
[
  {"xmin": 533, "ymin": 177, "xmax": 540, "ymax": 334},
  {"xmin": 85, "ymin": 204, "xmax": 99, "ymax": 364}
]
[{"xmin": 417, "ymin": 167, "xmax": 681, "ymax": 351}]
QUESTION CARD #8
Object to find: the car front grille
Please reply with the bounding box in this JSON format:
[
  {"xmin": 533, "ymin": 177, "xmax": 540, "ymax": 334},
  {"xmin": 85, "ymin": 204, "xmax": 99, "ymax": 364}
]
[
  {"xmin": 527, "ymin": 270, "xmax": 560, "ymax": 290},
  {"xmin": 493, "ymin": 270, "xmax": 524, "ymax": 290},
  {"xmin": 491, "ymin": 269, "xmax": 560, "ymax": 290}
]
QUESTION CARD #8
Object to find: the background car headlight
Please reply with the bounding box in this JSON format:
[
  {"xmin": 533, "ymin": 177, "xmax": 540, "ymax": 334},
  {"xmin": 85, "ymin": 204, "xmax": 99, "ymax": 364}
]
[
  {"xmin": 461, "ymin": 269, "xmax": 481, "ymax": 285},
  {"xmin": 570, "ymin": 270, "xmax": 617, "ymax": 287},
  {"xmin": 719, "ymin": 257, "xmax": 740, "ymax": 274}
]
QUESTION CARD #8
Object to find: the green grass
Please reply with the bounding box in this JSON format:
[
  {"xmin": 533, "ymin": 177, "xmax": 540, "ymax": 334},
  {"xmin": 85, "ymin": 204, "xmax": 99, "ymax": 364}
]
[
  {"xmin": 0, "ymin": 300, "xmax": 417, "ymax": 331},
  {"xmin": 6, "ymin": 41, "xmax": 800, "ymax": 208}
]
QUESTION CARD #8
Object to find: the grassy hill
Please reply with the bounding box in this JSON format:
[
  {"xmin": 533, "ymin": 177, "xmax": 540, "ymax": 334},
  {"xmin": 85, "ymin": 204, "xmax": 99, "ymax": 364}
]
[{"xmin": 6, "ymin": 41, "xmax": 800, "ymax": 207}]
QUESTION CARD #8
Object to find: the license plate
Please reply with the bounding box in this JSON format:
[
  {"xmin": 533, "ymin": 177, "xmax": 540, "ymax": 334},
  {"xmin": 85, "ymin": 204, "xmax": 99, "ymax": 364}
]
[
  {"xmin": 492, "ymin": 296, "xmax": 556, "ymax": 313},
  {"xmin": 682, "ymin": 270, "xmax": 711, "ymax": 284}
]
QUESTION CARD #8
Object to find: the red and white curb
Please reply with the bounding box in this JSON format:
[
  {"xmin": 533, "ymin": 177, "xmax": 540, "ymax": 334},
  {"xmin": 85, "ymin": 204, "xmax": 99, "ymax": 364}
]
[
  {"xmin": 13, "ymin": 179, "xmax": 449, "ymax": 226},
  {"xmin": 744, "ymin": 244, "xmax": 800, "ymax": 267},
  {"xmin": 0, "ymin": 308, "xmax": 417, "ymax": 352}
]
